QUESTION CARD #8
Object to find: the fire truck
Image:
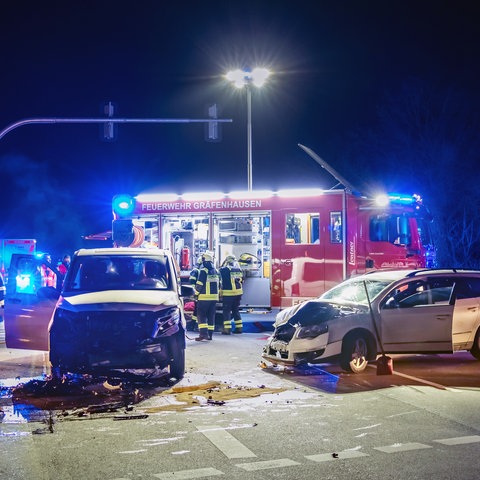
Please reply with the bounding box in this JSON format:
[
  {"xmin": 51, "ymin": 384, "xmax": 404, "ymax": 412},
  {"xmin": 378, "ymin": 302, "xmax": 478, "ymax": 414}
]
[{"xmin": 111, "ymin": 188, "xmax": 434, "ymax": 310}]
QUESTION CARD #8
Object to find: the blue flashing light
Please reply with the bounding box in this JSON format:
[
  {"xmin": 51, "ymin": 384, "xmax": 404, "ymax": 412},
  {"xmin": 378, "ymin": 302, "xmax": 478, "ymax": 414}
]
[
  {"xmin": 113, "ymin": 194, "xmax": 135, "ymax": 216},
  {"xmin": 387, "ymin": 193, "xmax": 415, "ymax": 205}
]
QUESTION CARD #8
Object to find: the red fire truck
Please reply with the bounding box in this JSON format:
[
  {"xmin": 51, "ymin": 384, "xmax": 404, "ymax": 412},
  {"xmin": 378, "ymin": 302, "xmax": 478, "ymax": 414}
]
[{"xmin": 111, "ymin": 188, "xmax": 434, "ymax": 310}]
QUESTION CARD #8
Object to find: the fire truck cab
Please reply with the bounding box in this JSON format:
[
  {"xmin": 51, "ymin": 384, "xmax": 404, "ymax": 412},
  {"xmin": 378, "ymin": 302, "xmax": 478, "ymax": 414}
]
[{"xmin": 112, "ymin": 189, "xmax": 434, "ymax": 310}]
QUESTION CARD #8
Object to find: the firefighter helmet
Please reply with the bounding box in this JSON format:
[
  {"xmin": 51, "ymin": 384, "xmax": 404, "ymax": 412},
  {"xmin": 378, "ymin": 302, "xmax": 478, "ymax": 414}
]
[
  {"xmin": 225, "ymin": 255, "xmax": 236, "ymax": 265},
  {"xmin": 202, "ymin": 251, "xmax": 214, "ymax": 263}
]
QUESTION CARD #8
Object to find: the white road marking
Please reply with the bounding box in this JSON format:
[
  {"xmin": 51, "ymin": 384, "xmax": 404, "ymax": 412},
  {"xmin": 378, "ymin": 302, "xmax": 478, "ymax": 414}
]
[
  {"xmin": 153, "ymin": 467, "xmax": 223, "ymax": 479},
  {"xmin": 235, "ymin": 458, "xmax": 300, "ymax": 471},
  {"xmin": 305, "ymin": 450, "xmax": 369, "ymax": 462},
  {"xmin": 352, "ymin": 423, "xmax": 381, "ymax": 430},
  {"xmin": 434, "ymin": 435, "xmax": 480, "ymax": 445},
  {"xmin": 374, "ymin": 442, "xmax": 433, "ymax": 453},
  {"xmin": 390, "ymin": 371, "xmax": 449, "ymax": 389},
  {"xmin": 196, "ymin": 426, "xmax": 256, "ymax": 459},
  {"xmin": 367, "ymin": 364, "xmax": 449, "ymax": 389}
]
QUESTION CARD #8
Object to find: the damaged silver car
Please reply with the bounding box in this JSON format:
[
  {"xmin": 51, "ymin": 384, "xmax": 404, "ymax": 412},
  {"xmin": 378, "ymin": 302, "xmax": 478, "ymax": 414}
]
[
  {"xmin": 262, "ymin": 269, "xmax": 480, "ymax": 373},
  {"xmin": 5, "ymin": 248, "xmax": 192, "ymax": 380}
]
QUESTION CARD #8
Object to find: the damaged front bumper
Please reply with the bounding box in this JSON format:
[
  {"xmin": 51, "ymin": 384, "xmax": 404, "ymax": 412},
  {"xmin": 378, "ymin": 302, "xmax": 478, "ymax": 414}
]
[
  {"xmin": 49, "ymin": 305, "xmax": 183, "ymax": 373},
  {"xmin": 262, "ymin": 331, "xmax": 329, "ymax": 366}
]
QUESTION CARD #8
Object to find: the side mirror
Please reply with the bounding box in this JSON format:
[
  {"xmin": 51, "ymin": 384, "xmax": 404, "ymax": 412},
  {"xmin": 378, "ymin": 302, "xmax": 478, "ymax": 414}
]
[{"xmin": 180, "ymin": 284, "xmax": 195, "ymax": 297}]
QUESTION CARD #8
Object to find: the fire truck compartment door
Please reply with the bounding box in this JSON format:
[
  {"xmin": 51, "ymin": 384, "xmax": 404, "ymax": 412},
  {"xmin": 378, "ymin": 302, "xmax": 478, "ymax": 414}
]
[
  {"xmin": 278, "ymin": 210, "xmax": 325, "ymax": 302},
  {"xmin": 4, "ymin": 254, "xmax": 57, "ymax": 351}
]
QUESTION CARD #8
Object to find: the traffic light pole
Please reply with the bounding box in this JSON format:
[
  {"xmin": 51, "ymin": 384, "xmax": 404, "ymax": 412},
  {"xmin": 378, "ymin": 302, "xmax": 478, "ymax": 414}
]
[{"xmin": 0, "ymin": 116, "xmax": 232, "ymax": 141}]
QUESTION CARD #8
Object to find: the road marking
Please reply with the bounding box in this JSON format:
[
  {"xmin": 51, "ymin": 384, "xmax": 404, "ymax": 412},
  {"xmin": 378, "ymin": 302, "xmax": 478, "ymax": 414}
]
[
  {"xmin": 367, "ymin": 364, "xmax": 448, "ymax": 389},
  {"xmin": 374, "ymin": 442, "xmax": 432, "ymax": 453},
  {"xmin": 235, "ymin": 458, "xmax": 300, "ymax": 471},
  {"xmin": 391, "ymin": 371, "xmax": 449, "ymax": 389},
  {"xmin": 434, "ymin": 435, "xmax": 480, "ymax": 445},
  {"xmin": 196, "ymin": 426, "xmax": 256, "ymax": 459},
  {"xmin": 153, "ymin": 467, "xmax": 223, "ymax": 479},
  {"xmin": 305, "ymin": 450, "xmax": 369, "ymax": 462}
]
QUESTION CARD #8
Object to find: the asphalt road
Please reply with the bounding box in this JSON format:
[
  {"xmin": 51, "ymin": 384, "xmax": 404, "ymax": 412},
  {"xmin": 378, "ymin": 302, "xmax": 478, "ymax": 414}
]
[{"xmin": 1, "ymin": 321, "xmax": 480, "ymax": 480}]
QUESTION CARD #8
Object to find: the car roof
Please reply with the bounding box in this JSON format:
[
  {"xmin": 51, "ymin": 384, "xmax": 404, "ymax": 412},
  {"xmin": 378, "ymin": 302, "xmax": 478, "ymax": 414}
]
[
  {"xmin": 74, "ymin": 248, "xmax": 170, "ymax": 257},
  {"xmin": 355, "ymin": 268, "xmax": 480, "ymax": 283},
  {"xmin": 352, "ymin": 270, "xmax": 417, "ymax": 282}
]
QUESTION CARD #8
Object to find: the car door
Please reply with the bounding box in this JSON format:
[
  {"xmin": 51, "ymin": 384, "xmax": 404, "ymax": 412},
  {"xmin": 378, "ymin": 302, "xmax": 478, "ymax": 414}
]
[
  {"xmin": 379, "ymin": 277, "xmax": 454, "ymax": 353},
  {"xmin": 4, "ymin": 254, "xmax": 58, "ymax": 351},
  {"xmin": 451, "ymin": 277, "xmax": 480, "ymax": 350}
]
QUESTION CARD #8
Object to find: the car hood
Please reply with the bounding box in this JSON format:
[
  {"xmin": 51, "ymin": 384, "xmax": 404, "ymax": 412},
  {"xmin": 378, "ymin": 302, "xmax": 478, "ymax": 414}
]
[
  {"xmin": 275, "ymin": 299, "xmax": 367, "ymax": 327},
  {"xmin": 59, "ymin": 290, "xmax": 181, "ymax": 311}
]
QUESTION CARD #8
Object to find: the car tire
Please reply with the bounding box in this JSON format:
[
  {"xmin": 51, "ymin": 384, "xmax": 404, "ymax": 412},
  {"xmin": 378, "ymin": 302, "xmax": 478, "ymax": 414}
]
[
  {"xmin": 469, "ymin": 328, "xmax": 480, "ymax": 360},
  {"xmin": 341, "ymin": 334, "xmax": 369, "ymax": 373},
  {"xmin": 167, "ymin": 333, "xmax": 186, "ymax": 381}
]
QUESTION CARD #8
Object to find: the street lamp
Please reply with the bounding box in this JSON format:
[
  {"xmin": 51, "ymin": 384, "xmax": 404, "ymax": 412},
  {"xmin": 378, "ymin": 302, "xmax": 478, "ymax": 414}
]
[{"xmin": 225, "ymin": 68, "xmax": 271, "ymax": 191}]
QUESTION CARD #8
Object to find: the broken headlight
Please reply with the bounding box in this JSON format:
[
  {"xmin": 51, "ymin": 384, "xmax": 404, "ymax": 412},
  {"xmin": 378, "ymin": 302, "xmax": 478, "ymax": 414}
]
[
  {"xmin": 296, "ymin": 322, "xmax": 328, "ymax": 339},
  {"xmin": 151, "ymin": 306, "xmax": 181, "ymax": 337}
]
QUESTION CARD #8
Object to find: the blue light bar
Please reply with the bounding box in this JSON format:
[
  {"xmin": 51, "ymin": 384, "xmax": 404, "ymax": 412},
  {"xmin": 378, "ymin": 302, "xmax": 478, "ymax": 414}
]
[
  {"xmin": 386, "ymin": 193, "xmax": 416, "ymax": 205},
  {"xmin": 112, "ymin": 194, "xmax": 135, "ymax": 216}
]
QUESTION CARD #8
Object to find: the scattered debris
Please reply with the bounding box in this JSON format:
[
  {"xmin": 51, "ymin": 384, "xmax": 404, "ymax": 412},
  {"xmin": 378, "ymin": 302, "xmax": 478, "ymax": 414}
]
[{"xmin": 143, "ymin": 381, "xmax": 287, "ymax": 413}]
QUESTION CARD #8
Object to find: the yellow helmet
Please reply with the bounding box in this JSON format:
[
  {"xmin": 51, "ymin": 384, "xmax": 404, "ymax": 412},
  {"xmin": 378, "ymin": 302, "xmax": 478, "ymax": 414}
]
[
  {"xmin": 225, "ymin": 255, "xmax": 236, "ymax": 265},
  {"xmin": 202, "ymin": 252, "xmax": 214, "ymax": 263}
]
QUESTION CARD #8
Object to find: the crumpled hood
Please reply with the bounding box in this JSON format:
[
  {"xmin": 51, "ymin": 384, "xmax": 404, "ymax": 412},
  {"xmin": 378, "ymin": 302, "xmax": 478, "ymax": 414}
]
[
  {"xmin": 275, "ymin": 299, "xmax": 366, "ymax": 327},
  {"xmin": 59, "ymin": 289, "xmax": 181, "ymax": 312}
]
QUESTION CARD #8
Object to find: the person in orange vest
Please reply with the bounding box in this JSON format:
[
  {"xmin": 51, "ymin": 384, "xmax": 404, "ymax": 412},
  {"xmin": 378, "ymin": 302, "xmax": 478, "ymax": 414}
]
[
  {"xmin": 38, "ymin": 253, "xmax": 57, "ymax": 288},
  {"xmin": 194, "ymin": 252, "xmax": 220, "ymax": 341},
  {"xmin": 219, "ymin": 255, "xmax": 244, "ymax": 334}
]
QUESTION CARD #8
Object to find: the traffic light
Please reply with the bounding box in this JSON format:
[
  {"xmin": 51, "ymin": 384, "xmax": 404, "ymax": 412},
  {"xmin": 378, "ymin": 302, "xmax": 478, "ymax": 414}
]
[{"xmin": 112, "ymin": 219, "xmax": 134, "ymax": 247}]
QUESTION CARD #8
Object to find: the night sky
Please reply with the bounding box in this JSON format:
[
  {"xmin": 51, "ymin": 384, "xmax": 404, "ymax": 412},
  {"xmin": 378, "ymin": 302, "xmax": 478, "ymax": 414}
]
[{"xmin": 1, "ymin": 0, "xmax": 478, "ymax": 257}]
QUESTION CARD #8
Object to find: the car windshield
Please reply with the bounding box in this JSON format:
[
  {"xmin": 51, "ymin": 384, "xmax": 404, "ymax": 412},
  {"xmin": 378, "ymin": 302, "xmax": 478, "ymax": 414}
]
[
  {"xmin": 63, "ymin": 255, "xmax": 172, "ymax": 292},
  {"xmin": 320, "ymin": 278, "xmax": 392, "ymax": 305}
]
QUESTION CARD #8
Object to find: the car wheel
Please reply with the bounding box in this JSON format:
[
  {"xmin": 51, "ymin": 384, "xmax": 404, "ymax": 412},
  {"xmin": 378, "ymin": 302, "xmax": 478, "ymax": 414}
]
[
  {"xmin": 341, "ymin": 334, "xmax": 369, "ymax": 373},
  {"xmin": 167, "ymin": 333, "xmax": 185, "ymax": 381},
  {"xmin": 469, "ymin": 328, "xmax": 480, "ymax": 360}
]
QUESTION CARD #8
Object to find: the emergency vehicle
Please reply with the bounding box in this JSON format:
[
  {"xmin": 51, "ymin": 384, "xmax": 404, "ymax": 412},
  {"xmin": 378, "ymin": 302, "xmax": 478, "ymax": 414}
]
[{"xmin": 111, "ymin": 188, "xmax": 434, "ymax": 310}]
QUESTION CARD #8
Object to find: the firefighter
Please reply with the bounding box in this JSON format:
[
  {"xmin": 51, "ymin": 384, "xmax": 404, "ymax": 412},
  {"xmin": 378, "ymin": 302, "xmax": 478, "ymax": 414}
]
[
  {"xmin": 219, "ymin": 254, "xmax": 244, "ymax": 334},
  {"xmin": 194, "ymin": 251, "xmax": 220, "ymax": 341},
  {"xmin": 188, "ymin": 256, "xmax": 203, "ymax": 329}
]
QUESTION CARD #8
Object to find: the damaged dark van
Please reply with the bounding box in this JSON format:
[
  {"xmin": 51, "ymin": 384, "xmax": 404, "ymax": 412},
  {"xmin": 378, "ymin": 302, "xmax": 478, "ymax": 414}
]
[{"xmin": 5, "ymin": 248, "xmax": 192, "ymax": 381}]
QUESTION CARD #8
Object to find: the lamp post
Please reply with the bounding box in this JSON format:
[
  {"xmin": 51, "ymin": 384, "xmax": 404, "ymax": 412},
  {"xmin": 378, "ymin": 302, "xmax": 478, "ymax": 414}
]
[{"xmin": 225, "ymin": 68, "xmax": 271, "ymax": 191}]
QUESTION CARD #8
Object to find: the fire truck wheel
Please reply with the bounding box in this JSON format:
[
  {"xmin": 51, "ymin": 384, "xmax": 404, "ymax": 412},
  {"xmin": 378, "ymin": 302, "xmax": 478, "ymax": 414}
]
[
  {"xmin": 340, "ymin": 334, "xmax": 369, "ymax": 373},
  {"xmin": 167, "ymin": 334, "xmax": 185, "ymax": 381},
  {"xmin": 469, "ymin": 328, "xmax": 480, "ymax": 360}
]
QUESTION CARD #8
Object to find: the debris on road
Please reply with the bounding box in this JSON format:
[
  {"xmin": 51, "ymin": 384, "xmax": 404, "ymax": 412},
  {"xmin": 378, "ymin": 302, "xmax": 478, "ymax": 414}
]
[{"xmin": 143, "ymin": 381, "xmax": 287, "ymax": 413}]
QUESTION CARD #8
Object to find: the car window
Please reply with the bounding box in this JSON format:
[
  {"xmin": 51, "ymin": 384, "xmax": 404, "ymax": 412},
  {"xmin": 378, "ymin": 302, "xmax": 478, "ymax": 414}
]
[
  {"xmin": 455, "ymin": 277, "xmax": 480, "ymax": 299},
  {"xmin": 382, "ymin": 277, "xmax": 455, "ymax": 309},
  {"xmin": 321, "ymin": 279, "xmax": 391, "ymax": 305},
  {"xmin": 63, "ymin": 255, "xmax": 171, "ymax": 292}
]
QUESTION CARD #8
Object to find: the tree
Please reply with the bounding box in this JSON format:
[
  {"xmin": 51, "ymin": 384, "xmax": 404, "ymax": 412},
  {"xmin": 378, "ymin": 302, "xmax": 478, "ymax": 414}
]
[{"xmin": 345, "ymin": 78, "xmax": 480, "ymax": 268}]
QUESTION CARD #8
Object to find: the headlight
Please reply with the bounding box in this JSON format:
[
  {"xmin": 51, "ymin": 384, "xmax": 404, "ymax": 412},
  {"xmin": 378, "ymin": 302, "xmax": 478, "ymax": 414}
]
[
  {"xmin": 152, "ymin": 307, "xmax": 180, "ymax": 337},
  {"xmin": 296, "ymin": 323, "xmax": 328, "ymax": 339}
]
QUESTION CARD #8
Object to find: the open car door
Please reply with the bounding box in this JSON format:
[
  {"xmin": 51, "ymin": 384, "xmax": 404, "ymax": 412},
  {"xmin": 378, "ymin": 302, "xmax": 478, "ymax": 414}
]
[{"xmin": 4, "ymin": 254, "xmax": 58, "ymax": 351}]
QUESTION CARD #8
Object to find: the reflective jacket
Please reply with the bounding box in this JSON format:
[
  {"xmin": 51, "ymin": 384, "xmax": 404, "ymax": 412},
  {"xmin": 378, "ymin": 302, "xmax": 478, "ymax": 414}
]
[
  {"xmin": 220, "ymin": 265, "xmax": 243, "ymax": 296},
  {"xmin": 194, "ymin": 264, "xmax": 220, "ymax": 301}
]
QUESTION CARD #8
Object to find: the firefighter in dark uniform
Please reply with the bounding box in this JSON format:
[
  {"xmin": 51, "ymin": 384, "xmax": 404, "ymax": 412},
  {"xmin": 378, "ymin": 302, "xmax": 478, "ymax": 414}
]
[
  {"xmin": 188, "ymin": 256, "xmax": 203, "ymax": 329},
  {"xmin": 219, "ymin": 254, "xmax": 244, "ymax": 334},
  {"xmin": 194, "ymin": 252, "xmax": 220, "ymax": 341}
]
